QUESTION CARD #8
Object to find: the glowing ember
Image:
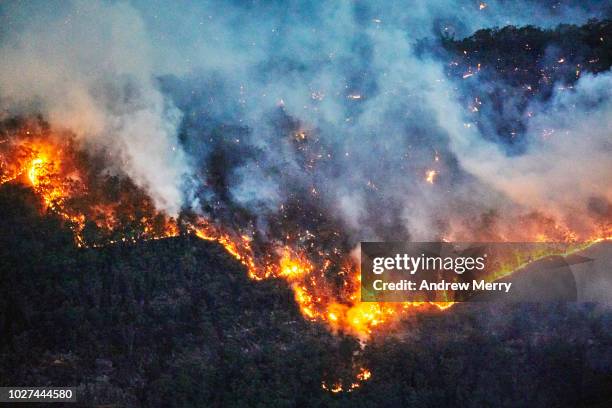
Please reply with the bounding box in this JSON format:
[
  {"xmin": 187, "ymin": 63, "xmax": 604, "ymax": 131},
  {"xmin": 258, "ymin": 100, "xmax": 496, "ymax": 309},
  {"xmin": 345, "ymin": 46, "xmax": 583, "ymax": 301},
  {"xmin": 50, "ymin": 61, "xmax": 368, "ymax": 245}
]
[
  {"xmin": 425, "ymin": 169, "xmax": 438, "ymax": 184},
  {"xmin": 356, "ymin": 367, "xmax": 371, "ymax": 381},
  {"xmin": 322, "ymin": 367, "xmax": 372, "ymax": 393}
]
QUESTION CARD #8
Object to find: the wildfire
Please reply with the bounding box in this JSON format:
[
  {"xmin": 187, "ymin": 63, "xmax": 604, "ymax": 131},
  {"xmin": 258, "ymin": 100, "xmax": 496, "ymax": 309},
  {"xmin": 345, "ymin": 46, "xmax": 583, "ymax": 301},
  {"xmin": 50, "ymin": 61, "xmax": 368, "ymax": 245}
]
[
  {"xmin": 0, "ymin": 121, "xmax": 179, "ymax": 246},
  {"xmin": 2, "ymin": 119, "xmax": 611, "ymax": 341}
]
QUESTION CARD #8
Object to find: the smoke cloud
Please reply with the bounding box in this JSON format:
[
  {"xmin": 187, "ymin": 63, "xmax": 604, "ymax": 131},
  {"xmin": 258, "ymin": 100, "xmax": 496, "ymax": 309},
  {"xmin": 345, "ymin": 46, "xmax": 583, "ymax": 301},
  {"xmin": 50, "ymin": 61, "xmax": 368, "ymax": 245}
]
[
  {"xmin": 0, "ymin": 0, "xmax": 610, "ymax": 241},
  {"xmin": 446, "ymin": 72, "xmax": 612, "ymax": 234},
  {"xmin": 0, "ymin": 0, "xmax": 190, "ymax": 214}
]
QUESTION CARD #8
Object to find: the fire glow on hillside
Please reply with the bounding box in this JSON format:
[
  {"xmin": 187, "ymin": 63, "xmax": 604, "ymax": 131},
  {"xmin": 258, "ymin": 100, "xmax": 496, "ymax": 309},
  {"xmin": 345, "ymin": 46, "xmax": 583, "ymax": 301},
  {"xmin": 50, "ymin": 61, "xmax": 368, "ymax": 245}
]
[{"xmin": 2, "ymin": 121, "xmax": 610, "ymax": 342}]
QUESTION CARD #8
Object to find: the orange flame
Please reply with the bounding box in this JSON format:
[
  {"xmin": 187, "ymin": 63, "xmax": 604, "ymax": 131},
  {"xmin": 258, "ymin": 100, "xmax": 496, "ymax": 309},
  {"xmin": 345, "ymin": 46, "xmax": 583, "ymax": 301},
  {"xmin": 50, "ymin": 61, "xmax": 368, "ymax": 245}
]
[
  {"xmin": 321, "ymin": 367, "xmax": 372, "ymax": 393},
  {"xmin": 2, "ymin": 122, "xmax": 611, "ymax": 340}
]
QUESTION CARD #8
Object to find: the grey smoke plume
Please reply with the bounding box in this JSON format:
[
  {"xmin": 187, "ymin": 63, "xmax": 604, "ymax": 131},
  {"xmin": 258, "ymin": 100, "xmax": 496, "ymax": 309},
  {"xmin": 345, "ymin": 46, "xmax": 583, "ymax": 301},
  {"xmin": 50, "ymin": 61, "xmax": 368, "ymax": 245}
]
[
  {"xmin": 0, "ymin": 0, "xmax": 190, "ymax": 214},
  {"xmin": 0, "ymin": 0, "xmax": 610, "ymax": 240},
  {"xmin": 445, "ymin": 72, "xmax": 612, "ymax": 234}
]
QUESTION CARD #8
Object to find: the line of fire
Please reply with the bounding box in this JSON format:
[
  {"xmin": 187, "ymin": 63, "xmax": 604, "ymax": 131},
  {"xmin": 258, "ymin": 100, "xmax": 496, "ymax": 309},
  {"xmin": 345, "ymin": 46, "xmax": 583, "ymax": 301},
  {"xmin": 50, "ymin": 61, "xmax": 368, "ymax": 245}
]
[{"xmin": 2, "ymin": 118, "xmax": 610, "ymax": 339}]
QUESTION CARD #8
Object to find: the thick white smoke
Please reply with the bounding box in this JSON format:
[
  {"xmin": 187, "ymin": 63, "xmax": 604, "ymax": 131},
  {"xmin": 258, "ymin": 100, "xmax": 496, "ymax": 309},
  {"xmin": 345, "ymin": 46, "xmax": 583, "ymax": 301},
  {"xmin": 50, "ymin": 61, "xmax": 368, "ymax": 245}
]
[
  {"xmin": 0, "ymin": 0, "xmax": 190, "ymax": 214},
  {"xmin": 444, "ymin": 72, "xmax": 612, "ymax": 234},
  {"xmin": 0, "ymin": 0, "xmax": 609, "ymax": 240}
]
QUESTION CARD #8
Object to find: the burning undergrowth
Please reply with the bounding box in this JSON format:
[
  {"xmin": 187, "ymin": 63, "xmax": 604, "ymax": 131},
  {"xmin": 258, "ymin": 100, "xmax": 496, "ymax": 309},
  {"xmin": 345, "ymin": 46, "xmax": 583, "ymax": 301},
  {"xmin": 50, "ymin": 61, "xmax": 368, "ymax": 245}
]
[
  {"xmin": 0, "ymin": 2, "xmax": 611, "ymax": 402},
  {"xmin": 1, "ymin": 115, "xmax": 610, "ymax": 346},
  {"xmin": 0, "ymin": 120, "xmax": 421, "ymax": 343},
  {"xmin": 0, "ymin": 117, "xmax": 179, "ymax": 246},
  {"xmin": 0, "ymin": 1, "xmax": 611, "ymax": 347}
]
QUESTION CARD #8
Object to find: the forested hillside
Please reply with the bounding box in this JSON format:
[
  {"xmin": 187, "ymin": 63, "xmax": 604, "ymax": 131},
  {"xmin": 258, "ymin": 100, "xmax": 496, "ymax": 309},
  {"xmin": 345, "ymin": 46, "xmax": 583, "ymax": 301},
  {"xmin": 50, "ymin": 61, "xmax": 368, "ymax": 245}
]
[
  {"xmin": 420, "ymin": 19, "xmax": 612, "ymax": 150},
  {"xmin": 2, "ymin": 16, "xmax": 612, "ymax": 407},
  {"xmin": 2, "ymin": 184, "xmax": 612, "ymax": 407}
]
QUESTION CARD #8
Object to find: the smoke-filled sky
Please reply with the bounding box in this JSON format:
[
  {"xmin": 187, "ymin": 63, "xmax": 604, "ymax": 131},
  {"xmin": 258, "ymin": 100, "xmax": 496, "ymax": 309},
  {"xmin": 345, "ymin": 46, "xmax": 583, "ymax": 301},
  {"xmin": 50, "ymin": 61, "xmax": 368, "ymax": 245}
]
[{"xmin": 0, "ymin": 0, "xmax": 610, "ymax": 243}]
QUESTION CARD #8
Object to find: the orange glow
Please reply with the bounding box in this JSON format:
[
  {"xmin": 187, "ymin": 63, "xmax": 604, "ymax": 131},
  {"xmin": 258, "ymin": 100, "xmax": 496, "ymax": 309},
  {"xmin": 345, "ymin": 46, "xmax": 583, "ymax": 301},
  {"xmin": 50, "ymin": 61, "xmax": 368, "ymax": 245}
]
[
  {"xmin": 0, "ymin": 122, "xmax": 179, "ymax": 246},
  {"xmin": 425, "ymin": 169, "xmax": 438, "ymax": 184},
  {"xmin": 322, "ymin": 367, "xmax": 372, "ymax": 393},
  {"xmin": 356, "ymin": 367, "xmax": 371, "ymax": 381},
  {"xmin": 2, "ymin": 120, "xmax": 611, "ymax": 340},
  {"xmin": 27, "ymin": 153, "xmax": 66, "ymax": 209}
]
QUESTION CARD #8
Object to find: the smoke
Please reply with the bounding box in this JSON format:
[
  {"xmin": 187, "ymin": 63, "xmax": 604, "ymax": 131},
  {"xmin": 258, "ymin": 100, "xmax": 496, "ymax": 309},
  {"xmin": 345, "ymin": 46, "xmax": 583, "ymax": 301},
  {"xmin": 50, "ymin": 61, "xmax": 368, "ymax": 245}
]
[
  {"xmin": 0, "ymin": 0, "xmax": 190, "ymax": 214},
  {"xmin": 0, "ymin": 0, "xmax": 610, "ymax": 240},
  {"xmin": 445, "ymin": 72, "xmax": 612, "ymax": 233}
]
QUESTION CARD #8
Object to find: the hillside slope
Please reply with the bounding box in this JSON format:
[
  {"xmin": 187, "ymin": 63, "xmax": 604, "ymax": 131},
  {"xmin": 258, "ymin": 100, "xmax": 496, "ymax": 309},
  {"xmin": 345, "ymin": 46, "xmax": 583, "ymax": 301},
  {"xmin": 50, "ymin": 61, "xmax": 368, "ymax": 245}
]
[
  {"xmin": 0, "ymin": 184, "xmax": 359, "ymax": 407},
  {"xmin": 2, "ymin": 184, "xmax": 612, "ymax": 407}
]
